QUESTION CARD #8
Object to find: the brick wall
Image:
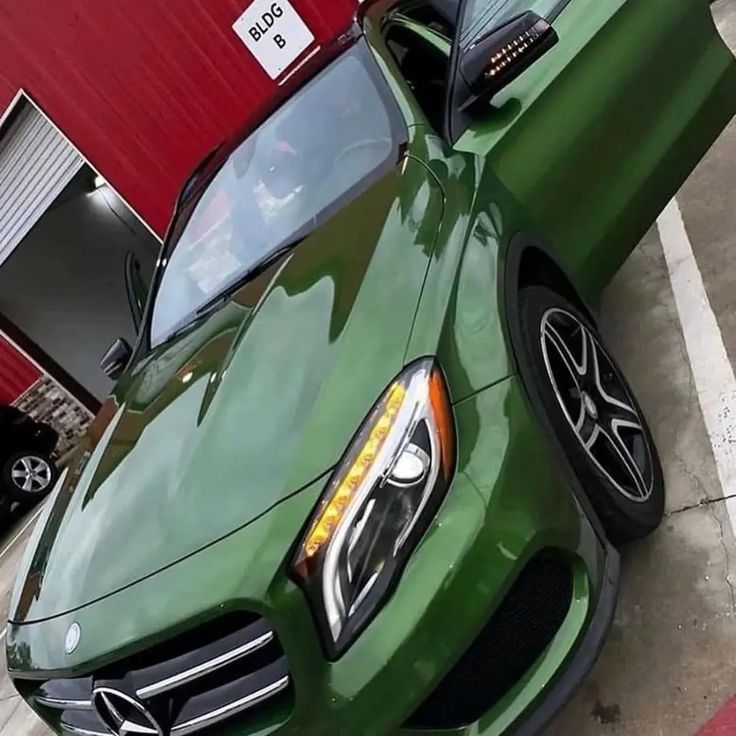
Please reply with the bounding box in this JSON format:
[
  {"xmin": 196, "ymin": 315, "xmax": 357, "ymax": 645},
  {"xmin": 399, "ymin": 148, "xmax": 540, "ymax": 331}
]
[{"xmin": 13, "ymin": 375, "xmax": 92, "ymax": 457}]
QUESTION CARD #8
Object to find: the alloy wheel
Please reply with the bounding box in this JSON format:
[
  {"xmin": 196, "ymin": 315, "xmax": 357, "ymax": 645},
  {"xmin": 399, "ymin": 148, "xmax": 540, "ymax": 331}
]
[
  {"xmin": 11, "ymin": 455, "xmax": 53, "ymax": 493},
  {"xmin": 539, "ymin": 308, "xmax": 653, "ymax": 503}
]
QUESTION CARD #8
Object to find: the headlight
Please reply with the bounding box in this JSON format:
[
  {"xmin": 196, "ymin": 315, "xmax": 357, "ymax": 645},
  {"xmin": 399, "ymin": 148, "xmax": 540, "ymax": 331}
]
[{"xmin": 292, "ymin": 358, "xmax": 455, "ymax": 658}]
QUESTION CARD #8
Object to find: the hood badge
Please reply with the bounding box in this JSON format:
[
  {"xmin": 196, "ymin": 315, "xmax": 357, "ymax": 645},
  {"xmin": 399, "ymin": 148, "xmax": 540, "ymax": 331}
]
[{"xmin": 64, "ymin": 623, "xmax": 81, "ymax": 655}]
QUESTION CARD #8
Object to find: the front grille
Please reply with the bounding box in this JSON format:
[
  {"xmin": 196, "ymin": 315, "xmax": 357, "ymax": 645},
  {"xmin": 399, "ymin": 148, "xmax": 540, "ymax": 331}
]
[
  {"xmin": 404, "ymin": 554, "xmax": 573, "ymax": 730},
  {"xmin": 23, "ymin": 612, "xmax": 291, "ymax": 736}
]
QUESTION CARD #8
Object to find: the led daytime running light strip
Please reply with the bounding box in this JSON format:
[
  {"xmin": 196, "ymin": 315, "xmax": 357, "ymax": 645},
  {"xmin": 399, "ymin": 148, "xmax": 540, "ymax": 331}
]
[
  {"xmin": 484, "ymin": 28, "xmax": 540, "ymax": 78},
  {"xmin": 303, "ymin": 382, "xmax": 407, "ymax": 558}
]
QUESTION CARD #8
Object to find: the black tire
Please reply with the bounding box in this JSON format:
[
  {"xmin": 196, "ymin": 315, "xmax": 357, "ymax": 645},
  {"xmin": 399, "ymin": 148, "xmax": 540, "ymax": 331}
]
[
  {"xmin": 517, "ymin": 285, "xmax": 665, "ymax": 544},
  {"xmin": 2, "ymin": 451, "xmax": 58, "ymax": 505},
  {"xmin": 0, "ymin": 493, "xmax": 12, "ymax": 524}
]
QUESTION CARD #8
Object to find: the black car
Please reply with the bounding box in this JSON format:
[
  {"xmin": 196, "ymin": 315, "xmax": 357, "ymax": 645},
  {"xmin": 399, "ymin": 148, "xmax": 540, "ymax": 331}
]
[{"xmin": 0, "ymin": 405, "xmax": 59, "ymax": 512}]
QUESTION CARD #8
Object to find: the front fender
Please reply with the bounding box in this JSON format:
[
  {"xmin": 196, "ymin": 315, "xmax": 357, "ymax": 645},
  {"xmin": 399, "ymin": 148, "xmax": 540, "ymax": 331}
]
[{"xmin": 404, "ymin": 199, "xmax": 512, "ymax": 403}]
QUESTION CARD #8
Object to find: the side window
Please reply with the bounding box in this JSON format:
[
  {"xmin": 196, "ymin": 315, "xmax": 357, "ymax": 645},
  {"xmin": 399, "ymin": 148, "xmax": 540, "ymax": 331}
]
[
  {"xmin": 385, "ymin": 24, "xmax": 450, "ymax": 132},
  {"xmin": 399, "ymin": 2, "xmax": 455, "ymax": 38},
  {"xmin": 461, "ymin": 1, "xmax": 562, "ymax": 47}
]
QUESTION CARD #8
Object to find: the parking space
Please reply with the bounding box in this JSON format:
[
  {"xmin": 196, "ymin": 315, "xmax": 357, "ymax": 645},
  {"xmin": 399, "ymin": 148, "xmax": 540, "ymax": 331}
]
[
  {"xmin": 547, "ymin": 3, "xmax": 736, "ymax": 734},
  {"xmin": 547, "ymin": 230, "xmax": 736, "ymax": 735},
  {"xmin": 0, "ymin": 4, "xmax": 733, "ymax": 735}
]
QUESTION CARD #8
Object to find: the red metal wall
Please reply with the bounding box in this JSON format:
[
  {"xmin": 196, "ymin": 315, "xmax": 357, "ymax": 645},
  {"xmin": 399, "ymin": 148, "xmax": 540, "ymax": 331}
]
[
  {"xmin": 0, "ymin": 335, "xmax": 40, "ymax": 405},
  {"xmin": 0, "ymin": 0, "xmax": 357, "ymax": 237}
]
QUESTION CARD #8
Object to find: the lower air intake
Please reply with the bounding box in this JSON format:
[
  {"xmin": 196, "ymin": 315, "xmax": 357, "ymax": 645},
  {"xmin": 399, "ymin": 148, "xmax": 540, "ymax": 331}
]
[{"xmin": 404, "ymin": 554, "xmax": 573, "ymax": 730}]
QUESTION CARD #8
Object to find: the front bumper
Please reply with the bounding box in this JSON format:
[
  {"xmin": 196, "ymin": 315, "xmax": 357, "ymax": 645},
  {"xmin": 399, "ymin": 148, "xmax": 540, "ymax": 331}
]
[
  {"xmin": 508, "ymin": 545, "xmax": 618, "ymax": 736},
  {"xmin": 8, "ymin": 376, "xmax": 615, "ymax": 736}
]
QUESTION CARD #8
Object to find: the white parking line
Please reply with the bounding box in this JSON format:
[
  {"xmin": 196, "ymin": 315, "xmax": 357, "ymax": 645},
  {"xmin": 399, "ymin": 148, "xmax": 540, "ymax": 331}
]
[{"xmin": 657, "ymin": 198, "xmax": 736, "ymax": 534}]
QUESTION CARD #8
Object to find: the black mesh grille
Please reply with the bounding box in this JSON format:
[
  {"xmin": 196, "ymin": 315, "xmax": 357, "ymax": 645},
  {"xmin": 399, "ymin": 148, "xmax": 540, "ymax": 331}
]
[{"xmin": 404, "ymin": 554, "xmax": 573, "ymax": 730}]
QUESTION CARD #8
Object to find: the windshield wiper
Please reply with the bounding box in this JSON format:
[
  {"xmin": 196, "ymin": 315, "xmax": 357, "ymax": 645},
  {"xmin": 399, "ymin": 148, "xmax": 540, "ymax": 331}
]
[
  {"xmin": 194, "ymin": 239, "xmax": 304, "ymax": 319},
  {"xmin": 158, "ymin": 240, "xmax": 305, "ymax": 347}
]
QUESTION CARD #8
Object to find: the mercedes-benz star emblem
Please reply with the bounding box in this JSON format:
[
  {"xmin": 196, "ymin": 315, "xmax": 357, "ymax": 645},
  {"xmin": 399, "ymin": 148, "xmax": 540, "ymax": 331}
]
[
  {"xmin": 92, "ymin": 687, "xmax": 164, "ymax": 736},
  {"xmin": 64, "ymin": 623, "xmax": 81, "ymax": 655}
]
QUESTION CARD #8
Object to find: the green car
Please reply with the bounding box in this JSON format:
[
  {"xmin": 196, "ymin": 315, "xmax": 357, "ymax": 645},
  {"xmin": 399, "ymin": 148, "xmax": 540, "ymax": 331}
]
[{"xmin": 7, "ymin": 1, "xmax": 736, "ymax": 735}]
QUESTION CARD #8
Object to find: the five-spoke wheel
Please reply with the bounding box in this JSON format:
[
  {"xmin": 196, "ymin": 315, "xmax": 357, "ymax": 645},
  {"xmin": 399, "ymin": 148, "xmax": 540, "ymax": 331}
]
[
  {"xmin": 11, "ymin": 455, "xmax": 53, "ymax": 494},
  {"xmin": 540, "ymin": 308, "xmax": 654, "ymax": 504},
  {"xmin": 518, "ymin": 285, "xmax": 664, "ymax": 543},
  {"xmin": 3, "ymin": 451, "xmax": 58, "ymax": 505}
]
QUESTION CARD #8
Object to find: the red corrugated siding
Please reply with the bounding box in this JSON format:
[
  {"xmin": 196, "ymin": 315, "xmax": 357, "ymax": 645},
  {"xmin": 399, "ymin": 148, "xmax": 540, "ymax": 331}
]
[
  {"xmin": 0, "ymin": 336, "xmax": 40, "ymax": 404},
  {"xmin": 0, "ymin": 0, "xmax": 357, "ymax": 236}
]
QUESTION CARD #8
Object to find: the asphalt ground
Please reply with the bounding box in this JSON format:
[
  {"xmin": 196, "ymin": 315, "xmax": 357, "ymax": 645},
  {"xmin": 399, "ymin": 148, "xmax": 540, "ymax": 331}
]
[{"xmin": 0, "ymin": 3, "xmax": 735, "ymax": 733}]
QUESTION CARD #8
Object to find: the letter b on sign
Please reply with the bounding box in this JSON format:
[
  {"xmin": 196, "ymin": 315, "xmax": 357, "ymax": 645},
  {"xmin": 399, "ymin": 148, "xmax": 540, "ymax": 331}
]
[{"xmin": 233, "ymin": 0, "xmax": 315, "ymax": 80}]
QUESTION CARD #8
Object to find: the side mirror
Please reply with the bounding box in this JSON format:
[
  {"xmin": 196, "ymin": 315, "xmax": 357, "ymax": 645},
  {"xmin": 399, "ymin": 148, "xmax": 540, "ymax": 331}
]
[
  {"xmin": 458, "ymin": 12, "xmax": 558, "ymax": 113},
  {"xmin": 101, "ymin": 338, "xmax": 133, "ymax": 381}
]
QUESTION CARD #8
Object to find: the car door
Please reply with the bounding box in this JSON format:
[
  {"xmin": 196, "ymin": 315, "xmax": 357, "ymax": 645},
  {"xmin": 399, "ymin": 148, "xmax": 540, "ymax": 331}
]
[{"xmin": 443, "ymin": 0, "xmax": 736, "ymax": 299}]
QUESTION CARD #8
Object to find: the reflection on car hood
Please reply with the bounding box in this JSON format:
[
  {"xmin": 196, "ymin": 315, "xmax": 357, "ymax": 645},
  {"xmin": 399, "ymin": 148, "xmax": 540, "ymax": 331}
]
[{"xmin": 10, "ymin": 161, "xmax": 443, "ymax": 623}]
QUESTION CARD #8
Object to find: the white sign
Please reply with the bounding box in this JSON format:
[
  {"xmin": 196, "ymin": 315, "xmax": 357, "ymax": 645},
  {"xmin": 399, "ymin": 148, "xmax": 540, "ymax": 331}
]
[{"xmin": 233, "ymin": 0, "xmax": 315, "ymax": 80}]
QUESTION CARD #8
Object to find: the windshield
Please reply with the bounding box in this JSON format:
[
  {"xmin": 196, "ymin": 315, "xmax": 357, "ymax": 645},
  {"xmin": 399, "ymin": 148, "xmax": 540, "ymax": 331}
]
[{"xmin": 149, "ymin": 40, "xmax": 406, "ymax": 347}]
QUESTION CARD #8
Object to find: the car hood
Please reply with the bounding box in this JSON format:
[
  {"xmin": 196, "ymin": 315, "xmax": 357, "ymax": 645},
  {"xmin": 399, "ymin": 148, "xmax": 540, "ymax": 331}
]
[{"xmin": 10, "ymin": 161, "xmax": 444, "ymax": 623}]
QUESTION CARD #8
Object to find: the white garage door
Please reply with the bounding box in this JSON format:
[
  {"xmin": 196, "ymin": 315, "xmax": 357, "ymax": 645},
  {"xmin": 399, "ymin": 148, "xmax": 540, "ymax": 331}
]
[{"xmin": 0, "ymin": 104, "xmax": 84, "ymax": 266}]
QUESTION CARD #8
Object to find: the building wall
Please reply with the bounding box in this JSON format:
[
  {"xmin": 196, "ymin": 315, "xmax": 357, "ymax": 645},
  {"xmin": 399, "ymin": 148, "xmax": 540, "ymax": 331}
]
[
  {"xmin": 0, "ymin": 180, "xmax": 160, "ymax": 402},
  {"xmin": 14, "ymin": 375, "xmax": 93, "ymax": 457},
  {"xmin": 0, "ymin": 335, "xmax": 39, "ymax": 405},
  {"xmin": 0, "ymin": 335, "xmax": 90, "ymax": 454},
  {"xmin": 0, "ymin": 0, "xmax": 357, "ymax": 237}
]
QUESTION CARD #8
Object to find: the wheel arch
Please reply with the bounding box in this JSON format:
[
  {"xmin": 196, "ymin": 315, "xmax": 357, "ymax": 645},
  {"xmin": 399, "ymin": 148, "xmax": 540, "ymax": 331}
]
[
  {"xmin": 501, "ymin": 233, "xmax": 610, "ymax": 543},
  {"xmin": 504, "ymin": 236, "xmax": 596, "ymax": 336}
]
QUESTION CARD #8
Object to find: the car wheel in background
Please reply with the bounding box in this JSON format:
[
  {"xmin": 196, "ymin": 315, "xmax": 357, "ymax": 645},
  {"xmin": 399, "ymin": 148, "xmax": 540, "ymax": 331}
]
[
  {"xmin": 517, "ymin": 285, "xmax": 665, "ymax": 544},
  {"xmin": 3, "ymin": 452, "xmax": 58, "ymax": 505}
]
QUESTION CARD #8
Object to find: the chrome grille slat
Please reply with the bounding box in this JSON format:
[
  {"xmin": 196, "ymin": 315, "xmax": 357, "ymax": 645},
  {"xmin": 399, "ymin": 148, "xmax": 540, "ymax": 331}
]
[
  {"xmin": 137, "ymin": 629, "xmax": 275, "ymax": 698},
  {"xmin": 36, "ymin": 695, "xmax": 92, "ymax": 710},
  {"xmin": 171, "ymin": 674, "xmax": 290, "ymax": 736},
  {"xmin": 59, "ymin": 722, "xmax": 106, "ymax": 736},
  {"xmin": 35, "ymin": 677, "xmax": 94, "ymax": 711},
  {"xmin": 56, "ymin": 705, "xmax": 108, "ymax": 735},
  {"xmin": 24, "ymin": 613, "xmax": 291, "ymax": 736}
]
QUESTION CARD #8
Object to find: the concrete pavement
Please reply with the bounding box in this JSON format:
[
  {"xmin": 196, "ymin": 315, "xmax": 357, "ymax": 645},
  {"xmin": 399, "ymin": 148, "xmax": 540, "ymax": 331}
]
[{"xmin": 547, "ymin": 2, "xmax": 736, "ymax": 734}]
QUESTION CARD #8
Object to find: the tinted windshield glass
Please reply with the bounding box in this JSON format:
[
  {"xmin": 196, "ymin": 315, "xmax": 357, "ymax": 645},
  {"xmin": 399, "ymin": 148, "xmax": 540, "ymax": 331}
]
[{"xmin": 149, "ymin": 41, "xmax": 406, "ymax": 347}]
